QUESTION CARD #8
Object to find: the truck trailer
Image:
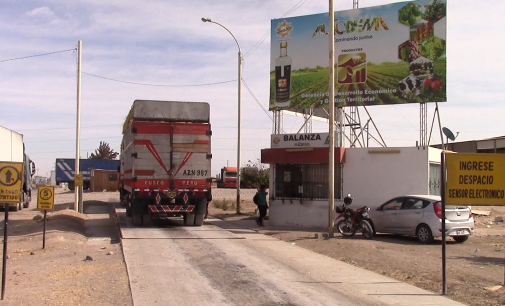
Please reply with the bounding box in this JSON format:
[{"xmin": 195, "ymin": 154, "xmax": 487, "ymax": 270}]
[
  {"xmin": 119, "ymin": 100, "xmax": 212, "ymax": 226},
  {"xmin": 0, "ymin": 125, "xmax": 36, "ymax": 210},
  {"xmin": 55, "ymin": 158, "xmax": 120, "ymax": 190}
]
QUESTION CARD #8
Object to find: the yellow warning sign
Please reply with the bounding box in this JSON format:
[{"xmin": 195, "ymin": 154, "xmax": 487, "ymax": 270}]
[
  {"xmin": 75, "ymin": 174, "xmax": 83, "ymax": 187},
  {"xmin": 445, "ymin": 153, "xmax": 505, "ymax": 206},
  {"xmin": 0, "ymin": 162, "xmax": 23, "ymax": 203},
  {"xmin": 37, "ymin": 186, "xmax": 55, "ymax": 211}
]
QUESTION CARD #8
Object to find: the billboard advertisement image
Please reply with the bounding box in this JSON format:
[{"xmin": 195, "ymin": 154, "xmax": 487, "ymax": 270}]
[{"xmin": 269, "ymin": 0, "xmax": 447, "ymax": 110}]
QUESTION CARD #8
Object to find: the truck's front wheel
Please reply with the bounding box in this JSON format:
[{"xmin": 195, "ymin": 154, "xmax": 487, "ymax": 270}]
[{"xmin": 23, "ymin": 190, "xmax": 31, "ymax": 208}]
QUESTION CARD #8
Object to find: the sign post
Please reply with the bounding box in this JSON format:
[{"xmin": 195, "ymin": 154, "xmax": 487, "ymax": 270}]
[
  {"xmin": 0, "ymin": 161, "xmax": 23, "ymax": 300},
  {"xmin": 37, "ymin": 186, "xmax": 55, "ymax": 249},
  {"xmin": 74, "ymin": 174, "xmax": 83, "ymax": 213}
]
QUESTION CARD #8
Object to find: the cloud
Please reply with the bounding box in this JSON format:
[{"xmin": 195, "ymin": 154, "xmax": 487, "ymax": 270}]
[{"xmin": 25, "ymin": 6, "xmax": 55, "ymax": 18}]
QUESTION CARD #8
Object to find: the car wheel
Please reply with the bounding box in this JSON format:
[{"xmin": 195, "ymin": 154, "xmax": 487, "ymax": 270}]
[
  {"xmin": 416, "ymin": 224, "xmax": 434, "ymax": 243},
  {"xmin": 453, "ymin": 236, "xmax": 469, "ymax": 243}
]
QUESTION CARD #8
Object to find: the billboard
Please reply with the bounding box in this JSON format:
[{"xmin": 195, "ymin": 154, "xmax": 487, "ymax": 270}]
[{"xmin": 269, "ymin": 0, "xmax": 447, "ymax": 110}]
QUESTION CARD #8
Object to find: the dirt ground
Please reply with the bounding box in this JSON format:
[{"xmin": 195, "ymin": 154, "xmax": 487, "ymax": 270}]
[
  {"xmin": 1, "ymin": 188, "xmax": 504, "ymax": 306},
  {"xmin": 213, "ymin": 195, "xmax": 505, "ymax": 306},
  {"xmin": 0, "ymin": 188, "xmax": 132, "ymax": 306}
]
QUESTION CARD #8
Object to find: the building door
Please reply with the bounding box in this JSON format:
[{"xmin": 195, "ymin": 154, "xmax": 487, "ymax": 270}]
[{"xmin": 429, "ymin": 163, "xmax": 441, "ymax": 195}]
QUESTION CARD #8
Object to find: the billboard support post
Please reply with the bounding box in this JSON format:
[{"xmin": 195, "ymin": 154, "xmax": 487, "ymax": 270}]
[{"xmin": 328, "ymin": 0, "xmax": 335, "ymax": 238}]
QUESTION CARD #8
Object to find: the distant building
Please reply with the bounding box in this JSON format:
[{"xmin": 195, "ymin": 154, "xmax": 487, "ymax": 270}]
[
  {"xmin": 32, "ymin": 176, "xmax": 48, "ymax": 186},
  {"xmin": 431, "ymin": 136, "xmax": 505, "ymax": 154}
]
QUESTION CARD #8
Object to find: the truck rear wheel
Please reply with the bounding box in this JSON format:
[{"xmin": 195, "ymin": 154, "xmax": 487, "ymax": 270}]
[
  {"xmin": 143, "ymin": 212, "xmax": 152, "ymax": 226},
  {"xmin": 184, "ymin": 213, "xmax": 195, "ymax": 226},
  {"xmin": 194, "ymin": 214, "xmax": 204, "ymax": 226}
]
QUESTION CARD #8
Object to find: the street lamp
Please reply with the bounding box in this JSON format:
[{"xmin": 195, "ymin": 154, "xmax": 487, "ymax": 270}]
[{"xmin": 201, "ymin": 17, "xmax": 243, "ymax": 214}]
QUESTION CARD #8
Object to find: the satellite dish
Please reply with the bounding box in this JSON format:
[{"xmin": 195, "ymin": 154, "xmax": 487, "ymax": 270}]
[{"xmin": 442, "ymin": 127, "xmax": 456, "ymax": 141}]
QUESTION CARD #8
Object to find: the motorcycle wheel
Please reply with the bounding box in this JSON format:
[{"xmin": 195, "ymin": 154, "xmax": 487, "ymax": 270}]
[
  {"xmin": 337, "ymin": 219, "xmax": 356, "ymax": 237},
  {"xmin": 360, "ymin": 220, "xmax": 374, "ymax": 239}
]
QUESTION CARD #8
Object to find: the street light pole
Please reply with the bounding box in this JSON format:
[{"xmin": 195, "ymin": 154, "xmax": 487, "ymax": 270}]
[{"xmin": 202, "ymin": 17, "xmax": 243, "ymax": 214}]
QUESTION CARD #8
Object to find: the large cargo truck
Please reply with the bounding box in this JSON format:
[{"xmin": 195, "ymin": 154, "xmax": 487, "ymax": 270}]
[
  {"xmin": 0, "ymin": 125, "xmax": 35, "ymax": 210},
  {"xmin": 55, "ymin": 158, "xmax": 120, "ymax": 190},
  {"xmin": 119, "ymin": 100, "xmax": 212, "ymax": 226},
  {"xmin": 217, "ymin": 166, "xmax": 237, "ymax": 188}
]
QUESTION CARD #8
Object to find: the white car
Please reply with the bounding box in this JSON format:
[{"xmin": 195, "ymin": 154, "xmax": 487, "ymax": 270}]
[{"xmin": 368, "ymin": 195, "xmax": 474, "ymax": 243}]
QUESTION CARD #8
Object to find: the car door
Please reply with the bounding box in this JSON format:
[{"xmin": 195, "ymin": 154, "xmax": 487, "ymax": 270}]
[
  {"xmin": 395, "ymin": 197, "xmax": 426, "ymax": 235},
  {"xmin": 371, "ymin": 197, "xmax": 404, "ymax": 233}
]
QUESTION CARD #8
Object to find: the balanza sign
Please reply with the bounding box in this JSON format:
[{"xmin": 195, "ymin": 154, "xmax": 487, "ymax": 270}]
[
  {"xmin": 271, "ymin": 133, "xmax": 334, "ymax": 149},
  {"xmin": 283, "ymin": 134, "xmax": 321, "ymax": 141}
]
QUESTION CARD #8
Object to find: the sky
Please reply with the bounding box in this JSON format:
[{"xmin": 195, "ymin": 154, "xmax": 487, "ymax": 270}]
[{"xmin": 1, "ymin": 0, "xmax": 504, "ymax": 178}]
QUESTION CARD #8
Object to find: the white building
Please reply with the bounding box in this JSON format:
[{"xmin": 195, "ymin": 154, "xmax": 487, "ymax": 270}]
[{"xmin": 262, "ymin": 133, "xmax": 442, "ymax": 227}]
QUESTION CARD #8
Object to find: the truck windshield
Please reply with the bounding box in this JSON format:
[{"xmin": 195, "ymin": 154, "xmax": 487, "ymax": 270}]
[{"xmin": 225, "ymin": 172, "xmax": 237, "ymax": 177}]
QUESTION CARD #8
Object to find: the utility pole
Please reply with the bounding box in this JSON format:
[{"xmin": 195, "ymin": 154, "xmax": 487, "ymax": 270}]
[{"xmin": 75, "ymin": 40, "xmax": 82, "ymax": 213}]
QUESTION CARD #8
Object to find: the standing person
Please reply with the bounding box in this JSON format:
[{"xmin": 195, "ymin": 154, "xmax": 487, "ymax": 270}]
[{"xmin": 256, "ymin": 184, "xmax": 268, "ymax": 226}]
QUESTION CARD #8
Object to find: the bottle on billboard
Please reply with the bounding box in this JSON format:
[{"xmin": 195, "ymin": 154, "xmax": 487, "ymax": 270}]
[{"xmin": 275, "ymin": 41, "xmax": 292, "ymax": 108}]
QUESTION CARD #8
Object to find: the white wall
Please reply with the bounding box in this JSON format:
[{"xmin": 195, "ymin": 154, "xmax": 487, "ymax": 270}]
[
  {"xmin": 343, "ymin": 147, "xmax": 441, "ymax": 209},
  {"xmin": 50, "ymin": 170, "xmax": 56, "ymax": 186},
  {"xmin": 268, "ymin": 146, "xmax": 443, "ymax": 227},
  {"xmin": 269, "ymin": 198, "xmax": 331, "ymax": 227}
]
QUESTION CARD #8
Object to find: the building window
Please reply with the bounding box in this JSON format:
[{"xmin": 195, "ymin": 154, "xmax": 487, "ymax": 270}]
[{"xmin": 274, "ymin": 163, "xmax": 342, "ymax": 200}]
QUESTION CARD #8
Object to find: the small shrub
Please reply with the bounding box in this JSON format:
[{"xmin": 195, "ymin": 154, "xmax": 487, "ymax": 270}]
[{"xmin": 212, "ymin": 198, "xmax": 236, "ymax": 211}]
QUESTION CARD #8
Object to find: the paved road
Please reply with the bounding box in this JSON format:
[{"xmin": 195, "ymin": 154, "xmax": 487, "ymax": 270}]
[{"xmin": 117, "ymin": 211, "xmax": 466, "ymax": 306}]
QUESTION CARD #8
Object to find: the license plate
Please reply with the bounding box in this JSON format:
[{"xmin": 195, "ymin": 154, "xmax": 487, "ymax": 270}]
[
  {"xmin": 456, "ymin": 230, "xmax": 466, "ymax": 235},
  {"xmin": 362, "ymin": 212, "xmax": 369, "ymax": 217}
]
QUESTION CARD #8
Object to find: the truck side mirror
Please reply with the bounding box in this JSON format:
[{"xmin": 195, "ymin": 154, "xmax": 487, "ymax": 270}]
[{"xmin": 30, "ymin": 161, "xmax": 36, "ymax": 176}]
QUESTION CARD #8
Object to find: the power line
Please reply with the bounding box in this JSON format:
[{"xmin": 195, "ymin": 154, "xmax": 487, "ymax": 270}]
[
  {"xmin": 242, "ymin": 79, "xmax": 272, "ymax": 121},
  {"xmin": 82, "ymin": 72, "xmax": 236, "ymax": 87},
  {"xmin": 0, "ymin": 48, "xmax": 76, "ymax": 63}
]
